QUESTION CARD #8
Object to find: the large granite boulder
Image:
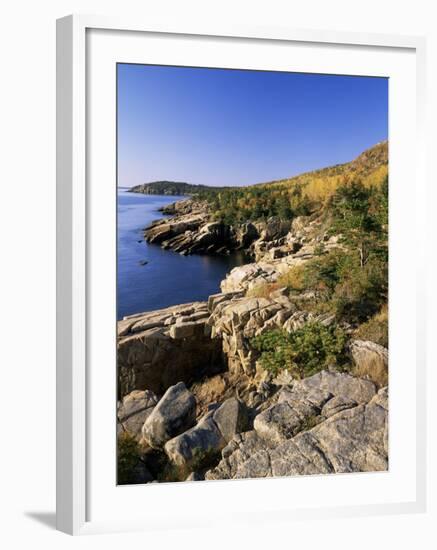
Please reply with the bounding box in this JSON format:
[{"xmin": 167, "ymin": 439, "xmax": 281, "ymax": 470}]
[
  {"xmin": 288, "ymin": 370, "xmax": 377, "ymax": 405},
  {"xmin": 142, "ymin": 382, "xmax": 196, "ymax": 449},
  {"xmin": 260, "ymin": 217, "xmax": 291, "ymax": 241},
  {"xmin": 254, "ymin": 387, "xmax": 332, "ymax": 443},
  {"xmin": 117, "ymin": 389, "xmax": 159, "ymax": 441},
  {"xmin": 164, "ymin": 413, "xmax": 225, "ymax": 470},
  {"xmin": 250, "ymin": 371, "xmax": 375, "ymax": 446},
  {"xmin": 164, "ymin": 397, "xmax": 249, "ymax": 471},
  {"xmin": 212, "ymin": 397, "xmax": 249, "ymax": 443}
]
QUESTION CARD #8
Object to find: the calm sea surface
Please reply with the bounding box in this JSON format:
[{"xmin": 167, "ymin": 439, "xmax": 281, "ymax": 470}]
[{"xmin": 117, "ymin": 189, "xmax": 246, "ymax": 320}]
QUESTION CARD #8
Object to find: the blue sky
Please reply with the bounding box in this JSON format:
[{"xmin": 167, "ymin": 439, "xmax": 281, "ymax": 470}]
[{"xmin": 117, "ymin": 64, "xmax": 388, "ymax": 188}]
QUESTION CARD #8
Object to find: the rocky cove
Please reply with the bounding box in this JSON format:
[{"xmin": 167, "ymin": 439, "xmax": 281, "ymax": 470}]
[
  {"xmin": 143, "ymin": 198, "xmax": 298, "ymax": 259},
  {"xmin": 117, "ymin": 195, "xmax": 389, "ymax": 484}
]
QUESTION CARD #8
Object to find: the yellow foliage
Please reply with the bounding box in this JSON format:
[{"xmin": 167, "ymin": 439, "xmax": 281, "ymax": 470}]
[
  {"xmin": 256, "ymin": 141, "xmax": 388, "ymax": 204},
  {"xmin": 277, "ymin": 265, "xmax": 306, "ymax": 290}
]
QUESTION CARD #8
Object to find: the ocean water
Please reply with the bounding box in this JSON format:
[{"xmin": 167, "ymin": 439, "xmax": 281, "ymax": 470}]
[{"xmin": 117, "ymin": 189, "xmax": 246, "ymax": 320}]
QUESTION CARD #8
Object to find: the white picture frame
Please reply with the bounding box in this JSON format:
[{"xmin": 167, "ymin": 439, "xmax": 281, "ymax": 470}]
[{"xmin": 56, "ymin": 14, "xmax": 427, "ymax": 535}]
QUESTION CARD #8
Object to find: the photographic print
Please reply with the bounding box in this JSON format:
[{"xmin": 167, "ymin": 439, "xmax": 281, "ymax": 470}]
[{"xmin": 116, "ymin": 65, "xmax": 388, "ymax": 485}]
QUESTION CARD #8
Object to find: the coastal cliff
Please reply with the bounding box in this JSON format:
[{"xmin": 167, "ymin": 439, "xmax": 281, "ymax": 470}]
[
  {"xmin": 117, "ymin": 220, "xmax": 388, "ymax": 483},
  {"xmin": 118, "ymin": 142, "xmax": 389, "ymax": 484},
  {"xmin": 141, "ymin": 140, "xmax": 387, "ymax": 259}
]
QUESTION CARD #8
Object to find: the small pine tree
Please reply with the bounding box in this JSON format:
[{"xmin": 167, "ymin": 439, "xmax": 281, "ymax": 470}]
[{"xmin": 329, "ymin": 180, "xmax": 381, "ymax": 268}]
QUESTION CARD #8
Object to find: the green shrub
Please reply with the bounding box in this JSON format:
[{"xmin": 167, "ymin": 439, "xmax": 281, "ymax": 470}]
[
  {"xmin": 291, "ymin": 249, "xmax": 387, "ymax": 324},
  {"xmin": 331, "ymin": 255, "xmax": 387, "ymax": 323},
  {"xmin": 302, "ymin": 249, "xmax": 347, "ymax": 294},
  {"xmin": 328, "ymin": 179, "xmax": 385, "ymax": 267},
  {"xmin": 251, "ymin": 322, "xmax": 349, "ymax": 378}
]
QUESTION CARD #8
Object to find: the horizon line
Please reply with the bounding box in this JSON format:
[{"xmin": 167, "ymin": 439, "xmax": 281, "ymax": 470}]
[{"xmin": 120, "ymin": 139, "xmax": 388, "ymax": 190}]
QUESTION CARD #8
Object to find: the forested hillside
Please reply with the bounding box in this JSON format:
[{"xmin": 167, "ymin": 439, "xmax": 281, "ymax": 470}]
[
  {"xmin": 129, "ymin": 180, "xmax": 232, "ymax": 195},
  {"xmin": 197, "ymin": 141, "xmax": 388, "ymax": 224}
]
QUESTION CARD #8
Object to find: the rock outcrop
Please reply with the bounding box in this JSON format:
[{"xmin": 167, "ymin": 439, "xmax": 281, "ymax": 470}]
[
  {"xmin": 117, "ymin": 301, "xmax": 223, "ymax": 398},
  {"xmin": 117, "ymin": 389, "xmax": 159, "ymax": 441},
  {"xmin": 117, "ymin": 192, "xmax": 389, "ymax": 484},
  {"xmin": 289, "ymin": 370, "xmax": 377, "ymax": 405},
  {"xmin": 142, "ymin": 382, "xmax": 197, "ymax": 449},
  {"xmin": 164, "ymin": 397, "xmax": 248, "ymax": 471},
  {"xmin": 212, "ymin": 397, "xmax": 249, "ymax": 443},
  {"xmin": 221, "ymin": 235, "xmax": 341, "ymax": 293},
  {"xmin": 117, "ymin": 365, "xmax": 387, "ymax": 482},
  {"xmin": 144, "ymin": 200, "xmax": 237, "ymax": 255},
  {"xmin": 164, "ymin": 412, "xmax": 226, "ymax": 470},
  {"xmin": 207, "ymin": 291, "xmax": 336, "ymax": 379},
  {"xmin": 206, "ymin": 372, "xmax": 387, "ymax": 480},
  {"xmin": 141, "ymin": 192, "xmax": 345, "ymax": 278},
  {"xmin": 350, "ymin": 339, "xmax": 389, "ymax": 387},
  {"xmin": 143, "ymin": 198, "xmax": 326, "ymax": 260}
]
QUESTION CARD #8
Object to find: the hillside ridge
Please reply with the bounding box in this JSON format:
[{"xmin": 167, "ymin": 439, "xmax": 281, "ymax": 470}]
[
  {"xmin": 128, "ymin": 141, "xmax": 388, "ymax": 196},
  {"xmin": 129, "ymin": 180, "xmax": 233, "ymax": 196}
]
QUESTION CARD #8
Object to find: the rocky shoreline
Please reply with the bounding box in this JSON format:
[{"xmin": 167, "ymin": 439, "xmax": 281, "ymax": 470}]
[
  {"xmin": 144, "ymin": 198, "xmax": 285, "ymax": 259},
  {"xmin": 117, "ymin": 197, "xmax": 389, "ymax": 484},
  {"xmin": 143, "ymin": 197, "xmax": 343, "ymax": 268}
]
